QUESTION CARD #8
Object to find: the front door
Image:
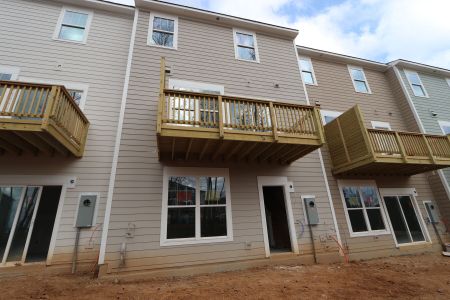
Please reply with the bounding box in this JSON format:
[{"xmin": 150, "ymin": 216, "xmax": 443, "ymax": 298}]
[{"xmin": 383, "ymin": 195, "xmax": 426, "ymax": 245}]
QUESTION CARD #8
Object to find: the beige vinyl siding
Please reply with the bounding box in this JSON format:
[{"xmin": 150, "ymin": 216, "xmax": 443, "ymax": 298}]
[
  {"xmin": 304, "ymin": 57, "xmax": 448, "ymax": 259},
  {"xmin": 0, "ymin": 0, "xmax": 133, "ymax": 266},
  {"xmin": 104, "ymin": 9, "xmax": 339, "ymax": 273}
]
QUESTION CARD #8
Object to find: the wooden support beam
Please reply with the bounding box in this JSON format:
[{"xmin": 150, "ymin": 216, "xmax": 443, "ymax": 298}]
[
  {"xmin": 37, "ymin": 133, "xmax": 70, "ymax": 156},
  {"xmin": 0, "ymin": 132, "xmax": 38, "ymax": 155},
  {"xmin": 185, "ymin": 138, "xmax": 193, "ymax": 160},
  {"xmin": 269, "ymin": 102, "xmax": 278, "ymax": 141},
  {"xmin": 236, "ymin": 143, "xmax": 259, "ymax": 161},
  {"xmin": 285, "ymin": 146, "xmax": 314, "ymax": 164},
  {"xmin": 212, "ymin": 140, "xmax": 227, "ymax": 161},
  {"xmin": 171, "ymin": 138, "xmax": 175, "ymax": 160},
  {"xmin": 250, "ymin": 143, "xmax": 274, "ymax": 162},
  {"xmin": 261, "ymin": 144, "xmax": 288, "ymax": 161},
  {"xmin": 224, "ymin": 141, "xmax": 243, "ymax": 161},
  {"xmin": 14, "ymin": 132, "xmax": 54, "ymax": 155},
  {"xmin": 394, "ymin": 132, "xmax": 408, "ymax": 163},
  {"xmin": 0, "ymin": 136, "xmax": 22, "ymax": 155},
  {"xmin": 199, "ymin": 139, "xmax": 210, "ymax": 160},
  {"xmin": 278, "ymin": 145, "xmax": 303, "ymax": 164}
]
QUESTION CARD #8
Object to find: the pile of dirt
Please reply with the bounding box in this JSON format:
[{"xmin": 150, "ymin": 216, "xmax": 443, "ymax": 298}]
[{"xmin": 0, "ymin": 253, "xmax": 449, "ymax": 299}]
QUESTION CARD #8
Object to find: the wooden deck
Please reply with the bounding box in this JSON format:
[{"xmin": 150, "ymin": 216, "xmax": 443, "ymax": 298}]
[
  {"xmin": 324, "ymin": 105, "xmax": 450, "ymax": 175},
  {"xmin": 156, "ymin": 59, "xmax": 325, "ymax": 164},
  {"xmin": 0, "ymin": 81, "xmax": 90, "ymax": 157}
]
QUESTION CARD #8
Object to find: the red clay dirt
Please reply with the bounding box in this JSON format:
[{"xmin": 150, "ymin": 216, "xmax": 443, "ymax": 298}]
[{"xmin": 0, "ymin": 253, "xmax": 449, "ymax": 299}]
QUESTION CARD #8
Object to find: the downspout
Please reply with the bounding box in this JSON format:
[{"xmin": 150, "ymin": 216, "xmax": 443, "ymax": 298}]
[
  {"xmin": 293, "ymin": 43, "xmax": 343, "ymax": 253},
  {"xmin": 98, "ymin": 8, "xmax": 139, "ymax": 266},
  {"xmin": 391, "ymin": 65, "xmax": 450, "ymax": 210}
]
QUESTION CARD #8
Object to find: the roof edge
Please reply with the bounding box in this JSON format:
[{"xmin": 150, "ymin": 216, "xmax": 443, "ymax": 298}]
[
  {"xmin": 389, "ymin": 59, "xmax": 450, "ymax": 77},
  {"xmin": 135, "ymin": 0, "xmax": 299, "ymax": 39},
  {"xmin": 55, "ymin": 0, "xmax": 135, "ymax": 15}
]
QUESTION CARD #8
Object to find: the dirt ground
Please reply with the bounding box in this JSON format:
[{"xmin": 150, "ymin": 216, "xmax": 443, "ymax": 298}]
[{"xmin": 1, "ymin": 253, "xmax": 449, "ymax": 299}]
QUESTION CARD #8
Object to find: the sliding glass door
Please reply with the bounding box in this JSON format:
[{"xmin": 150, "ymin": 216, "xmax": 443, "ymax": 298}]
[
  {"xmin": 0, "ymin": 186, "xmax": 42, "ymax": 265},
  {"xmin": 383, "ymin": 195, "xmax": 426, "ymax": 245}
]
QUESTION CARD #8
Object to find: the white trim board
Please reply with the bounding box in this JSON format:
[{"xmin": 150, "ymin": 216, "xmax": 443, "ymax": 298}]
[
  {"xmin": 257, "ymin": 176, "xmax": 299, "ymax": 257},
  {"xmin": 98, "ymin": 8, "xmax": 139, "ymax": 266}
]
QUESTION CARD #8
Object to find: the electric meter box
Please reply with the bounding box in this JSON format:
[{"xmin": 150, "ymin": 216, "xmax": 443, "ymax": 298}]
[
  {"xmin": 304, "ymin": 197, "xmax": 319, "ymax": 225},
  {"xmin": 75, "ymin": 194, "xmax": 97, "ymax": 228},
  {"xmin": 425, "ymin": 202, "xmax": 439, "ymax": 224}
]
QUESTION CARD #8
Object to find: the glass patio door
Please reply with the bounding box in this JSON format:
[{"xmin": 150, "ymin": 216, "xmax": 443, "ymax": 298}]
[
  {"xmin": 383, "ymin": 195, "xmax": 426, "ymax": 245},
  {"xmin": 0, "ymin": 186, "xmax": 42, "ymax": 265}
]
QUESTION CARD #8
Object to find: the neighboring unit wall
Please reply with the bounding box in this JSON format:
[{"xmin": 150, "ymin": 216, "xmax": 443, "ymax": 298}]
[
  {"xmin": 0, "ymin": 0, "xmax": 133, "ymax": 268},
  {"xmin": 397, "ymin": 67, "xmax": 450, "ymax": 229},
  {"xmin": 103, "ymin": 8, "xmax": 341, "ymax": 274},
  {"xmin": 303, "ymin": 56, "xmax": 447, "ymax": 260}
]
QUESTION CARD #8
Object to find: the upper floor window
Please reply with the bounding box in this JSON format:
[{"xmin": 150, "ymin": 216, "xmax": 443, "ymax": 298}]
[
  {"xmin": 148, "ymin": 13, "xmax": 178, "ymax": 49},
  {"xmin": 371, "ymin": 121, "xmax": 391, "ymax": 130},
  {"xmin": 0, "ymin": 66, "xmax": 20, "ymax": 81},
  {"xmin": 299, "ymin": 57, "xmax": 316, "ymax": 85},
  {"xmin": 348, "ymin": 66, "xmax": 371, "ymax": 93},
  {"xmin": 233, "ymin": 29, "xmax": 259, "ymax": 62},
  {"xmin": 54, "ymin": 8, "xmax": 93, "ymax": 43},
  {"xmin": 446, "ymin": 78, "xmax": 450, "ymax": 88},
  {"xmin": 320, "ymin": 110, "xmax": 342, "ymax": 125},
  {"xmin": 405, "ymin": 70, "xmax": 428, "ymax": 97},
  {"xmin": 438, "ymin": 120, "xmax": 450, "ymax": 135}
]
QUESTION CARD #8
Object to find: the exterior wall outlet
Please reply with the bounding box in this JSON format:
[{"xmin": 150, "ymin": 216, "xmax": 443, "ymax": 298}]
[
  {"xmin": 67, "ymin": 177, "xmax": 77, "ymax": 189},
  {"xmin": 287, "ymin": 181, "xmax": 294, "ymax": 192}
]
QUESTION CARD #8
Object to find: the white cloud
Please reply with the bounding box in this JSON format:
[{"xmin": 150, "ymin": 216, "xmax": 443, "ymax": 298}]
[{"xmin": 109, "ymin": 0, "xmax": 450, "ymax": 68}]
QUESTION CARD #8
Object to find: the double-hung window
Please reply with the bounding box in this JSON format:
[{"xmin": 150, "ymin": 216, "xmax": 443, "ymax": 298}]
[
  {"xmin": 161, "ymin": 168, "xmax": 233, "ymax": 246},
  {"xmin": 320, "ymin": 110, "xmax": 342, "ymax": 125},
  {"xmin": 148, "ymin": 13, "xmax": 178, "ymax": 49},
  {"xmin": 348, "ymin": 66, "xmax": 371, "ymax": 93},
  {"xmin": 298, "ymin": 57, "xmax": 316, "ymax": 85},
  {"xmin": 339, "ymin": 181, "xmax": 389, "ymax": 237},
  {"xmin": 54, "ymin": 8, "xmax": 93, "ymax": 43},
  {"xmin": 233, "ymin": 29, "xmax": 259, "ymax": 62},
  {"xmin": 438, "ymin": 120, "xmax": 450, "ymax": 135},
  {"xmin": 405, "ymin": 70, "xmax": 428, "ymax": 97},
  {"xmin": 0, "ymin": 66, "xmax": 20, "ymax": 81},
  {"xmin": 371, "ymin": 121, "xmax": 391, "ymax": 130}
]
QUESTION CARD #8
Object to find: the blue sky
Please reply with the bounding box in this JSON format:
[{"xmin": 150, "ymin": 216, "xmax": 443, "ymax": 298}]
[{"xmin": 113, "ymin": 0, "xmax": 450, "ymax": 68}]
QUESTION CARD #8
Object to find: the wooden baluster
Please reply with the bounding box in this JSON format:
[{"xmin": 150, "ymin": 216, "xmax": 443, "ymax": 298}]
[
  {"xmin": 1, "ymin": 84, "xmax": 14, "ymax": 114},
  {"xmin": 422, "ymin": 134, "xmax": 437, "ymax": 164},
  {"xmin": 394, "ymin": 132, "xmax": 408, "ymax": 162},
  {"xmin": 269, "ymin": 102, "xmax": 278, "ymax": 141}
]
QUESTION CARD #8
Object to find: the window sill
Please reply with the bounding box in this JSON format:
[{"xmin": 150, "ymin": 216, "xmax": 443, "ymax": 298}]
[
  {"xmin": 412, "ymin": 94, "xmax": 429, "ymax": 98},
  {"xmin": 147, "ymin": 42, "xmax": 177, "ymax": 50},
  {"xmin": 305, "ymin": 82, "xmax": 317, "ymax": 86},
  {"xmin": 396, "ymin": 241, "xmax": 431, "ymax": 249},
  {"xmin": 52, "ymin": 37, "xmax": 87, "ymax": 45},
  {"xmin": 160, "ymin": 236, "xmax": 233, "ymax": 247},
  {"xmin": 354, "ymin": 90, "xmax": 372, "ymax": 95},
  {"xmin": 235, "ymin": 57, "xmax": 260, "ymax": 64},
  {"xmin": 348, "ymin": 230, "xmax": 391, "ymax": 238}
]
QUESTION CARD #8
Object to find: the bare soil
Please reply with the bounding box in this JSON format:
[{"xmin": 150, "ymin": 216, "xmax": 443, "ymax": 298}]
[{"xmin": 1, "ymin": 253, "xmax": 449, "ymax": 299}]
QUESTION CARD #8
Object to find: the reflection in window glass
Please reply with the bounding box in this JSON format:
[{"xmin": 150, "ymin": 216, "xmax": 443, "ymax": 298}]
[
  {"xmin": 58, "ymin": 11, "xmax": 89, "ymax": 42},
  {"xmin": 151, "ymin": 16, "xmax": 175, "ymax": 48},
  {"xmin": 68, "ymin": 90, "xmax": 83, "ymax": 106},
  {"xmin": 235, "ymin": 32, "xmax": 257, "ymax": 61},
  {"xmin": 343, "ymin": 187, "xmax": 362, "ymax": 208},
  {"xmin": 349, "ymin": 67, "xmax": 369, "ymax": 93},
  {"xmin": 168, "ymin": 176, "xmax": 196, "ymax": 206},
  {"xmin": 200, "ymin": 177, "xmax": 226, "ymax": 205}
]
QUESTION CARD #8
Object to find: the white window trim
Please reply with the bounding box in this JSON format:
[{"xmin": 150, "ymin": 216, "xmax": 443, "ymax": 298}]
[
  {"xmin": 298, "ymin": 56, "xmax": 317, "ymax": 86},
  {"xmin": 160, "ymin": 167, "xmax": 233, "ymax": 246},
  {"xmin": 371, "ymin": 121, "xmax": 392, "ymax": 130},
  {"xmin": 438, "ymin": 120, "xmax": 450, "ymax": 135},
  {"xmin": 378, "ymin": 188, "xmax": 432, "ymax": 248},
  {"xmin": 404, "ymin": 69, "xmax": 429, "ymax": 98},
  {"xmin": 18, "ymin": 77, "xmax": 89, "ymax": 110},
  {"xmin": 348, "ymin": 65, "xmax": 372, "ymax": 94},
  {"xmin": 0, "ymin": 66, "xmax": 20, "ymax": 80},
  {"xmin": 446, "ymin": 78, "xmax": 450, "ymax": 88},
  {"xmin": 53, "ymin": 6, "xmax": 94, "ymax": 44},
  {"xmin": 320, "ymin": 110, "xmax": 342, "ymax": 125},
  {"xmin": 72, "ymin": 192, "xmax": 100, "ymax": 228},
  {"xmin": 168, "ymin": 78, "xmax": 224, "ymax": 95},
  {"xmin": 233, "ymin": 28, "xmax": 260, "ymax": 63},
  {"xmin": 338, "ymin": 180, "xmax": 391, "ymax": 238},
  {"xmin": 147, "ymin": 12, "xmax": 178, "ymax": 50}
]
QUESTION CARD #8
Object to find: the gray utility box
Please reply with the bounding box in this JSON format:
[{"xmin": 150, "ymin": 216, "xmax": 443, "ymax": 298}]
[
  {"xmin": 75, "ymin": 194, "xmax": 97, "ymax": 228},
  {"xmin": 424, "ymin": 202, "xmax": 439, "ymax": 224},
  {"xmin": 304, "ymin": 197, "xmax": 320, "ymax": 225}
]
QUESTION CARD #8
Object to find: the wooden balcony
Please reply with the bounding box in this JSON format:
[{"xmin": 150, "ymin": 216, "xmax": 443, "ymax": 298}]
[
  {"xmin": 0, "ymin": 81, "xmax": 90, "ymax": 157},
  {"xmin": 156, "ymin": 62, "xmax": 324, "ymax": 164},
  {"xmin": 324, "ymin": 105, "xmax": 450, "ymax": 176}
]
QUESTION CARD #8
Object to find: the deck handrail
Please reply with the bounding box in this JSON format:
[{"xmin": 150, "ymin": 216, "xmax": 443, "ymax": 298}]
[
  {"xmin": 160, "ymin": 88, "xmax": 322, "ymax": 138},
  {"xmin": 0, "ymin": 80, "xmax": 90, "ymax": 155}
]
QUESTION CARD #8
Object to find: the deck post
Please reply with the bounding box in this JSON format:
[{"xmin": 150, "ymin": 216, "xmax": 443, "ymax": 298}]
[
  {"xmin": 218, "ymin": 95, "xmax": 224, "ymax": 139},
  {"xmin": 157, "ymin": 57, "xmax": 166, "ymax": 135},
  {"xmin": 42, "ymin": 85, "xmax": 59, "ymax": 129},
  {"xmin": 313, "ymin": 107, "xmax": 325, "ymax": 143},
  {"xmin": 394, "ymin": 132, "xmax": 408, "ymax": 163},
  {"xmin": 269, "ymin": 102, "xmax": 278, "ymax": 141},
  {"xmin": 422, "ymin": 134, "xmax": 437, "ymax": 164}
]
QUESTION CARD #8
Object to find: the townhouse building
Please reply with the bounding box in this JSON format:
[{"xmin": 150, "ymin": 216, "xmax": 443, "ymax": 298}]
[
  {"xmin": 388, "ymin": 60, "xmax": 450, "ymax": 230},
  {"xmin": 298, "ymin": 46, "xmax": 450, "ymax": 260},
  {"xmin": 0, "ymin": 0, "xmax": 134, "ymax": 270},
  {"xmin": 1, "ymin": 0, "xmax": 449, "ymax": 278}
]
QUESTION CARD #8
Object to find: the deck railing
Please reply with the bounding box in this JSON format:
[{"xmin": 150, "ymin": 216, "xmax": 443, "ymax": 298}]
[
  {"xmin": 368, "ymin": 129, "xmax": 450, "ymax": 160},
  {"xmin": 0, "ymin": 81, "xmax": 89, "ymax": 156},
  {"xmin": 160, "ymin": 89, "xmax": 321, "ymax": 139}
]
